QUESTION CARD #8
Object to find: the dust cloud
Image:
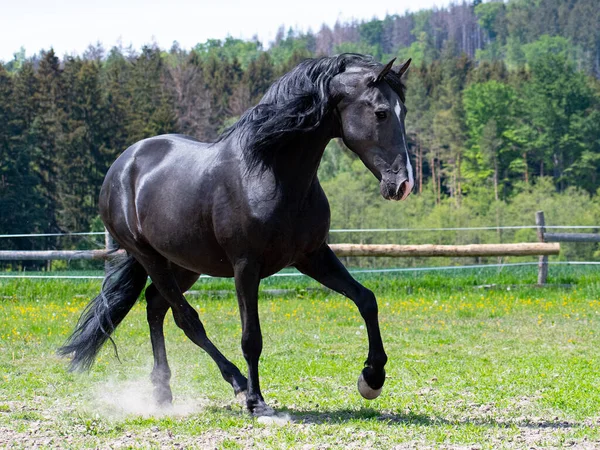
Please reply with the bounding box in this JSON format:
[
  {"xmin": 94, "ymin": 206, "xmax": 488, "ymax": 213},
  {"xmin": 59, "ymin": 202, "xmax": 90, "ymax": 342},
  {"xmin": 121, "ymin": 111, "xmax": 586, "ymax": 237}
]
[{"xmin": 90, "ymin": 377, "xmax": 208, "ymax": 419}]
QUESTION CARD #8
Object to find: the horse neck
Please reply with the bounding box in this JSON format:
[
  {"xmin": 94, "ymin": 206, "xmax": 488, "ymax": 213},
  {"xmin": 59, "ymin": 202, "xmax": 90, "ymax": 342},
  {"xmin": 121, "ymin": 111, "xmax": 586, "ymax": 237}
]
[{"xmin": 268, "ymin": 123, "xmax": 334, "ymax": 200}]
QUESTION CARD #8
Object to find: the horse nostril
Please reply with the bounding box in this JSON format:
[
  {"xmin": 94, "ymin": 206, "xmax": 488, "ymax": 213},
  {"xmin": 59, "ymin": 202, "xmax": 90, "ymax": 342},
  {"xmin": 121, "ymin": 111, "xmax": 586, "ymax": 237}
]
[
  {"xmin": 397, "ymin": 183, "xmax": 405, "ymax": 198},
  {"xmin": 397, "ymin": 180, "xmax": 411, "ymax": 201}
]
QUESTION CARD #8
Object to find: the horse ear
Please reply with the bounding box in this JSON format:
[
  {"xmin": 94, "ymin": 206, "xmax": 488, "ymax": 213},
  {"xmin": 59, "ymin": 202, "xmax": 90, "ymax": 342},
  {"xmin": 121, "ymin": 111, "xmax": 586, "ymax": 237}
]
[
  {"xmin": 395, "ymin": 58, "xmax": 412, "ymax": 78},
  {"xmin": 375, "ymin": 58, "xmax": 396, "ymax": 83}
]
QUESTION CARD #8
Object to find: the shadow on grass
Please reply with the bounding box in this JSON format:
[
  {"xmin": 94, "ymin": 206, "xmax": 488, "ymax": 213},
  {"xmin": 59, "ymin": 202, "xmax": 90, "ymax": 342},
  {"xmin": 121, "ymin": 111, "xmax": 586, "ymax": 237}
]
[{"xmin": 274, "ymin": 407, "xmax": 580, "ymax": 430}]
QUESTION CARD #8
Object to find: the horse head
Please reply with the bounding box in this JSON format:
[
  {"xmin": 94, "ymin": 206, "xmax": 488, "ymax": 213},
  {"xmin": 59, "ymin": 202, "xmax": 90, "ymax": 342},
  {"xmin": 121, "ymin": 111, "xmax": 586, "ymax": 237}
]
[{"xmin": 332, "ymin": 57, "xmax": 413, "ymax": 201}]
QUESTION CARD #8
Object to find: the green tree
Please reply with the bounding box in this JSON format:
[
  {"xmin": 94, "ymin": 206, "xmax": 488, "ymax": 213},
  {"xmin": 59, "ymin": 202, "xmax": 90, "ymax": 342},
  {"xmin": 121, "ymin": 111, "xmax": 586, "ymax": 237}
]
[
  {"xmin": 194, "ymin": 37, "xmax": 263, "ymax": 69},
  {"xmin": 244, "ymin": 52, "xmax": 275, "ymax": 104},
  {"xmin": 30, "ymin": 49, "xmax": 67, "ymax": 232},
  {"xmin": 405, "ymin": 64, "xmax": 434, "ymax": 195},
  {"xmin": 56, "ymin": 57, "xmax": 108, "ymax": 231},
  {"xmin": 463, "ymin": 80, "xmax": 517, "ymax": 198},
  {"xmin": 0, "ymin": 62, "xmax": 46, "ymax": 262},
  {"xmin": 432, "ymin": 47, "xmax": 470, "ymax": 204},
  {"xmin": 102, "ymin": 46, "xmax": 134, "ymax": 155},
  {"xmin": 522, "ymin": 40, "xmax": 595, "ymax": 190},
  {"xmin": 318, "ymin": 139, "xmax": 356, "ymax": 183},
  {"xmin": 127, "ymin": 45, "xmax": 176, "ymax": 143}
]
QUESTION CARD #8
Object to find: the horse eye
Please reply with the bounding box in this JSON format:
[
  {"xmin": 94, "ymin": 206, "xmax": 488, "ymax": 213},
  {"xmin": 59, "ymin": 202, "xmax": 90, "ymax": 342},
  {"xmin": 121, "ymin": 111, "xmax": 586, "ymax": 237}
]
[{"xmin": 375, "ymin": 111, "xmax": 388, "ymax": 120}]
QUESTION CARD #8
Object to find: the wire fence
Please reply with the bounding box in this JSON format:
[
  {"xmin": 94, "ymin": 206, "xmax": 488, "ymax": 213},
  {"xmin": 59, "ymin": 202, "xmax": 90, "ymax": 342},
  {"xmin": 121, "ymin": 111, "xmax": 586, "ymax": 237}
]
[
  {"xmin": 1, "ymin": 261, "xmax": 600, "ymax": 280},
  {"xmin": 1, "ymin": 220, "xmax": 599, "ymax": 278},
  {"xmin": 0, "ymin": 232, "xmax": 106, "ymax": 238},
  {"xmin": 1, "ymin": 225, "xmax": 600, "ymax": 239}
]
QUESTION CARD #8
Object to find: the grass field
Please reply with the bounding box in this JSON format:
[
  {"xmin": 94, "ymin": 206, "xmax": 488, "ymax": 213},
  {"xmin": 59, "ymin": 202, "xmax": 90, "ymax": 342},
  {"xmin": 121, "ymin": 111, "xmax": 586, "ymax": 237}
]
[{"xmin": 1, "ymin": 265, "xmax": 600, "ymax": 449}]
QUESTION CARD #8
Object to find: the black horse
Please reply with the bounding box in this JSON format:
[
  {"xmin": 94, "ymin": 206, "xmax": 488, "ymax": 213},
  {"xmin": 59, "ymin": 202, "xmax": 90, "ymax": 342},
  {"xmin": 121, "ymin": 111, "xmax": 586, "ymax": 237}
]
[{"xmin": 59, "ymin": 53, "xmax": 413, "ymax": 416}]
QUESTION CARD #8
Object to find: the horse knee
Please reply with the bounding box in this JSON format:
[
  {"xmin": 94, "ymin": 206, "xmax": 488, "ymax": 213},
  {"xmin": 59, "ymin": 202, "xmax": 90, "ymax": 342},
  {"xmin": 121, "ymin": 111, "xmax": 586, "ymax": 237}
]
[{"xmin": 241, "ymin": 330, "xmax": 262, "ymax": 361}]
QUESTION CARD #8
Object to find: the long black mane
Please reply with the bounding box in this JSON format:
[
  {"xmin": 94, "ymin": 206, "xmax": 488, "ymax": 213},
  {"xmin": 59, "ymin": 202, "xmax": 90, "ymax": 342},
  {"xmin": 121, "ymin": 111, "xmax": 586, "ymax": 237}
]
[{"xmin": 218, "ymin": 53, "xmax": 406, "ymax": 171}]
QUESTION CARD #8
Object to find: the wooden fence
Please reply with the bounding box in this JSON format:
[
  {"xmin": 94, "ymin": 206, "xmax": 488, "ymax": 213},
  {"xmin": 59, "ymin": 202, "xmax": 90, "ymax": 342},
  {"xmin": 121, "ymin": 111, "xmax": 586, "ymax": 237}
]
[
  {"xmin": 5, "ymin": 211, "xmax": 599, "ymax": 284},
  {"xmin": 0, "ymin": 213, "xmax": 568, "ymax": 284},
  {"xmin": 535, "ymin": 211, "xmax": 600, "ymax": 284}
]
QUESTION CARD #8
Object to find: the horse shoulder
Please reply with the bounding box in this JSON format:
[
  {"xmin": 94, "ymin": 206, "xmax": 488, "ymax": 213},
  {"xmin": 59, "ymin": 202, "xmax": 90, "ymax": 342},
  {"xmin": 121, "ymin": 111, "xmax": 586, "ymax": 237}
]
[{"xmin": 294, "ymin": 180, "xmax": 331, "ymax": 250}]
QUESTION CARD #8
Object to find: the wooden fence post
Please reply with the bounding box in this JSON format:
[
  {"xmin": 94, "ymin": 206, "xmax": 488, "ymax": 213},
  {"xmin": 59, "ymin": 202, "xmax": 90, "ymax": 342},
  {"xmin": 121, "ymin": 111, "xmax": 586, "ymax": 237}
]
[
  {"xmin": 104, "ymin": 228, "xmax": 116, "ymax": 275},
  {"xmin": 536, "ymin": 211, "xmax": 548, "ymax": 285}
]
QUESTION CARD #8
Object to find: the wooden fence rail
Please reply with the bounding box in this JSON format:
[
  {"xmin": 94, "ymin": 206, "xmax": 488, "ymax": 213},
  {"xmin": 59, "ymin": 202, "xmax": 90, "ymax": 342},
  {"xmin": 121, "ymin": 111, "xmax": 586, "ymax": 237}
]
[
  {"xmin": 331, "ymin": 243, "xmax": 559, "ymax": 257},
  {"xmin": 0, "ymin": 249, "xmax": 120, "ymax": 261},
  {"xmin": 543, "ymin": 233, "xmax": 600, "ymax": 243},
  {"xmin": 0, "ymin": 243, "xmax": 560, "ymax": 261},
  {"xmin": 536, "ymin": 210, "xmax": 600, "ymax": 284}
]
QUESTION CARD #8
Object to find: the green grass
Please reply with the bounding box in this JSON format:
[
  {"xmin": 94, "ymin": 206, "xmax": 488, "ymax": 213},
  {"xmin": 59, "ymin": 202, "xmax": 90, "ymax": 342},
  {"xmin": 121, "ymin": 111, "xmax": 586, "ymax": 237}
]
[{"xmin": 1, "ymin": 266, "xmax": 600, "ymax": 448}]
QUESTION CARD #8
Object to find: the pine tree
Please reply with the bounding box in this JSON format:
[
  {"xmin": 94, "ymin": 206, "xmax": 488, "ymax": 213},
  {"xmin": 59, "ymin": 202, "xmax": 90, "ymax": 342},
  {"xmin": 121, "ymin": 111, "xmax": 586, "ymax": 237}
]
[
  {"xmin": 244, "ymin": 52, "xmax": 275, "ymax": 104},
  {"xmin": 30, "ymin": 49, "xmax": 67, "ymax": 233},
  {"xmin": 103, "ymin": 46, "xmax": 134, "ymax": 157},
  {"xmin": 524, "ymin": 46, "xmax": 594, "ymax": 190},
  {"xmin": 127, "ymin": 45, "xmax": 176, "ymax": 142},
  {"xmin": 56, "ymin": 57, "xmax": 107, "ymax": 231}
]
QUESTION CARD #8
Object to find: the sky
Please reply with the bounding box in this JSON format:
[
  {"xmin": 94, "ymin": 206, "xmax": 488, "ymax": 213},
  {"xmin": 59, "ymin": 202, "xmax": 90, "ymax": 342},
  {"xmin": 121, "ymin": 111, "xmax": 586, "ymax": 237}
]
[{"xmin": 1, "ymin": 0, "xmax": 452, "ymax": 62}]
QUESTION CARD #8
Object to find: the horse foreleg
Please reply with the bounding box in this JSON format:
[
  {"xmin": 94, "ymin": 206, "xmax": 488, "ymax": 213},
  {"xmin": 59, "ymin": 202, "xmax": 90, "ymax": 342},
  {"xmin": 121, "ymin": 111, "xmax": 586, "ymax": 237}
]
[
  {"xmin": 296, "ymin": 244, "xmax": 388, "ymax": 399},
  {"xmin": 234, "ymin": 260, "xmax": 273, "ymax": 416}
]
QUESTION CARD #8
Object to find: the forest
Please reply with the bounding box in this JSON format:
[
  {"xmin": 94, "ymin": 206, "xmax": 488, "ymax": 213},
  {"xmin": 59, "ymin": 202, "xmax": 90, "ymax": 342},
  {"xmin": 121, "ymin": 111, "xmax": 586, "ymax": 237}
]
[{"xmin": 1, "ymin": 0, "xmax": 599, "ymax": 259}]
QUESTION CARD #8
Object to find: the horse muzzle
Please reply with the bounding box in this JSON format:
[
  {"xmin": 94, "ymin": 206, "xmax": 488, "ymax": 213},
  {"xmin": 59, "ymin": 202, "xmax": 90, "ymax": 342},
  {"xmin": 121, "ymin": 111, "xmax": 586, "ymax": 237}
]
[{"xmin": 380, "ymin": 178, "xmax": 413, "ymax": 201}]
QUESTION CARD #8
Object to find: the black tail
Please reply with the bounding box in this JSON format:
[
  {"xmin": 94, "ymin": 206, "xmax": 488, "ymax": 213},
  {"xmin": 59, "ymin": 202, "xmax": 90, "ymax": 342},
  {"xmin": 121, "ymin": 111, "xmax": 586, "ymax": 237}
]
[{"xmin": 58, "ymin": 253, "xmax": 147, "ymax": 372}]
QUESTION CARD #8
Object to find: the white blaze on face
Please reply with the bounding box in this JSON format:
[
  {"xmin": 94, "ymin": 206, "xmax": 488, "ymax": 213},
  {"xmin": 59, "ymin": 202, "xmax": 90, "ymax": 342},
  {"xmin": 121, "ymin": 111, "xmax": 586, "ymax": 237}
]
[{"xmin": 395, "ymin": 100, "xmax": 414, "ymax": 200}]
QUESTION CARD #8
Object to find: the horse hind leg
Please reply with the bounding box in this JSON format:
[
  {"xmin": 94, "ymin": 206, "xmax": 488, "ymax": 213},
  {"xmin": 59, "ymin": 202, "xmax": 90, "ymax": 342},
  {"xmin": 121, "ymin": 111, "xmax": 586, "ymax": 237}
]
[
  {"xmin": 137, "ymin": 254, "xmax": 248, "ymax": 403},
  {"xmin": 146, "ymin": 287, "xmax": 172, "ymax": 406}
]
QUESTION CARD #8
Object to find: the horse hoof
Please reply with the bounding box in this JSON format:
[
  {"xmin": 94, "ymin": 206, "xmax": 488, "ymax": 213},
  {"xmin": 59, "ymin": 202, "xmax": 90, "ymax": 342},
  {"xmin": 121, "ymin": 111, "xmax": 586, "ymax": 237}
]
[
  {"xmin": 357, "ymin": 372, "xmax": 382, "ymax": 400},
  {"xmin": 252, "ymin": 403, "xmax": 275, "ymax": 417},
  {"xmin": 153, "ymin": 388, "xmax": 173, "ymax": 407}
]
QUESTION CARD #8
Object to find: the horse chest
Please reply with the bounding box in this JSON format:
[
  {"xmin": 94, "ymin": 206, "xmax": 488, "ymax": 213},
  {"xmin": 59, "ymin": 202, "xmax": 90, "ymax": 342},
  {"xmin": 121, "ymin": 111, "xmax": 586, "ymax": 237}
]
[
  {"xmin": 267, "ymin": 213, "xmax": 327, "ymax": 251},
  {"xmin": 213, "ymin": 191, "xmax": 328, "ymax": 274},
  {"xmin": 247, "ymin": 198, "xmax": 330, "ymax": 271},
  {"xmin": 247, "ymin": 218, "xmax": 326, "ymax": 277}
]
